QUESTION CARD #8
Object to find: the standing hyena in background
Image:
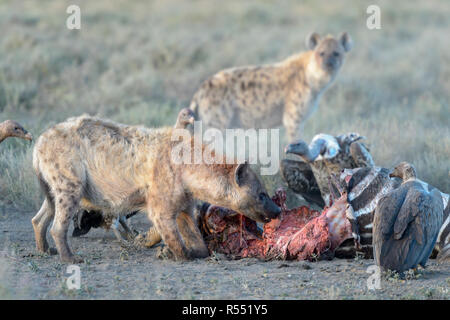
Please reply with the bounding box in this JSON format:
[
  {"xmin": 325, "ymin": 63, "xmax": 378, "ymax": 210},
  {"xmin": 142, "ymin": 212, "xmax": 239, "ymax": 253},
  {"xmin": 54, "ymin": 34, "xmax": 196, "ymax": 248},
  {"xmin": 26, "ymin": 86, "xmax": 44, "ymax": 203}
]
[
  {"xmin": 190, "ymin": 32, "xmax": 353, "ymax": 141},
  {"xmin": 31, "ymin": 115, "xmax": 280, "ymax": 263}
]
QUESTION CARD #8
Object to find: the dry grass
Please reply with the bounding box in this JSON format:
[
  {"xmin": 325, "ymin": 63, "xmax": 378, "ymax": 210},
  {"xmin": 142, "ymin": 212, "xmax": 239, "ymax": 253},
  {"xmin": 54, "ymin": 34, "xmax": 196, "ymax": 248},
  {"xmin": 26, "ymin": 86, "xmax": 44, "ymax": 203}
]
[{"xmin": 0, "ymin": 0, "xmax": 449, "ymax": 211}]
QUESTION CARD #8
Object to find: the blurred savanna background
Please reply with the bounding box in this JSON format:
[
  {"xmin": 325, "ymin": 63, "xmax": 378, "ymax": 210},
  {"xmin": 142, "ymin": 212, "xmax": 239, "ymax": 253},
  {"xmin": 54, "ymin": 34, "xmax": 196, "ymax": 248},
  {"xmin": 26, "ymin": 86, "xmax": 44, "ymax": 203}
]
[{"xmin": 0, "ymin": 0, "xmax": 449, "ymax": 211}]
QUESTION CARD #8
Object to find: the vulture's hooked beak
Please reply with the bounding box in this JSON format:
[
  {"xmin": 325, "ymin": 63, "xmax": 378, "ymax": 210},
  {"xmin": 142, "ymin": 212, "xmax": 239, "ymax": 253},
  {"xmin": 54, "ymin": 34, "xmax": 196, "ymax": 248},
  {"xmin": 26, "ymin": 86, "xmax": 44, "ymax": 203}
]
[
  {"xmin": 388, "ymin": 169, "xmax": 398, "ymax": 178},
  {"xmin": 284, "ymin": 144, "xmax": 294, "ymax": 154},
  {"xmin": 284, "ymin": 141, "xmax": 306, "ymax": 156},
  {"xmin": 24, "ymin": 132, "xmax": 33, "ymax": 141},
  {"xmin": 350, "ymin": 135, "xmax": 365, "ymax": 144}
]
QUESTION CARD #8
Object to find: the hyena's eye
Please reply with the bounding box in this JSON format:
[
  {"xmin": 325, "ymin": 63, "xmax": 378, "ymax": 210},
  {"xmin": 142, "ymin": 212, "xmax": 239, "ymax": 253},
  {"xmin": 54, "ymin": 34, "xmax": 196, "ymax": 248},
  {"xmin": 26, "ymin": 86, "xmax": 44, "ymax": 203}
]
[{"xmin": 319, "ymin": 52, "xmax": 325, "ymax": 57}]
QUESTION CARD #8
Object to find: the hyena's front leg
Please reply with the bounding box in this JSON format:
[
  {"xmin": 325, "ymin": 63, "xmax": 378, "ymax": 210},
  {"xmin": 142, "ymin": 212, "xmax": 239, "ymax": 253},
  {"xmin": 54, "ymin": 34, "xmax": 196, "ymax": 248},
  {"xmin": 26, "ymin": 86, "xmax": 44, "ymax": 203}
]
[
  {"xmin": 50, "ymin": 186, "xmax": 83, "ymax": 263},
  {"xmin": 149, "ymin": 206, "xmax": 191, "ymax": 260},
  {"xmin": 140, "ymin": 212, "xmax": 208, "ymax": 258},
  {"xmin": 177, "ymin": 212, "xmax": 209, "ymax": 258},
  {"xmin": 283, "ymin": 103, "xmax": 303, "ymax": 143}
]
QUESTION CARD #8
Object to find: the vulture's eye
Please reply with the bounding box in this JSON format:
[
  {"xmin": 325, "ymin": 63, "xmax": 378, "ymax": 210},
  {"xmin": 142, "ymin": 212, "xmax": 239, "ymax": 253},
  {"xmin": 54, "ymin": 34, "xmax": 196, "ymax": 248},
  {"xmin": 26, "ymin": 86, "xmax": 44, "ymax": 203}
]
[{"xmin": 333, "ymin": 51, "xmax": 340, "ymax": 57}]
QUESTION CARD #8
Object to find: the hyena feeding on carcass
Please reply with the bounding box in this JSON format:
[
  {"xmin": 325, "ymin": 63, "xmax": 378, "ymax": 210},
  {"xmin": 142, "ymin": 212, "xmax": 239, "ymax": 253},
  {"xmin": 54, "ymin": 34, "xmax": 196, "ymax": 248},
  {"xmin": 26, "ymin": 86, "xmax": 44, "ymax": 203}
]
[{"xmin": 31, "ymin": 115, "xmax": 280, "ymax": 263}]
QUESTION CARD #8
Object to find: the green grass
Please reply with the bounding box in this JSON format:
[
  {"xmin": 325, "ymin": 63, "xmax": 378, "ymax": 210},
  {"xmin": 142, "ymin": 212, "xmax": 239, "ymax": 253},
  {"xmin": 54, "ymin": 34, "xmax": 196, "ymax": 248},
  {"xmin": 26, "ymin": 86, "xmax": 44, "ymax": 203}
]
[{"xmin": 0, "ymin": 0, "xmax": 449, "ymax": 211}]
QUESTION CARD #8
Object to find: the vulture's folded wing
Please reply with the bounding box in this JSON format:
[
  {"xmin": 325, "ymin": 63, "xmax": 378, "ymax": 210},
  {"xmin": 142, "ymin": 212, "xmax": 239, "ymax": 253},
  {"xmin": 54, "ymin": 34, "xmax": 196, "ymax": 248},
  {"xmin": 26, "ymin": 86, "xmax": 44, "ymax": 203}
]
[
  {"xmin": 373, "ymin": 187, "xmax": 407, "ymax": 268},
  {"xmin": 350, "ymin": 142, "xmax": 374, "ymax": 168},
  {"xmin": 280, "ymin": 159, "xmax": 324, "ymax": 207},
  {"xmin": 393, "ymin": 189, "xmax": 424, "ymax": 243},
  {"xmin": 393, "ymin": 187, "xmax": 443, "ymax": 269},
  {"xmin": 280, "ymin": 159, "xmax": 312, "ymax": 193},
  {"xmin": 374, "ymin": 187, "xmax": 408, "ymax": 238},
  {"xmin": 419, "ymin": 189, "xmax": 445, "ymax": 265}
]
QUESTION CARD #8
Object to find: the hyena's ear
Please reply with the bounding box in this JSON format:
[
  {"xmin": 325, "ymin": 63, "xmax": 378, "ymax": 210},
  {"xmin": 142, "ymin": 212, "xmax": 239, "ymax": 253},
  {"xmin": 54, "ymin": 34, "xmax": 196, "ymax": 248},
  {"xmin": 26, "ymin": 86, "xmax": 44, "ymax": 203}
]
[
  {"xmin": 339, "ymin": 32, "xmax": 353, "ymax": 52},
  {"xmin": 234, "ymin": 161, "xmax": 249, "ymax": 187},
  {"xmin": 306, "ymin": 32, "xmax": 321, "ymax": 50}
]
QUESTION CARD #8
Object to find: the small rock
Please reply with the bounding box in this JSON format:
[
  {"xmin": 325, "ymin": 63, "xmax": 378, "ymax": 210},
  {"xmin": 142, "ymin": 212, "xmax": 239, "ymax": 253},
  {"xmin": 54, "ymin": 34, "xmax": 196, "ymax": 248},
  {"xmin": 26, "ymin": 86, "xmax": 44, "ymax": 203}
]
[
  {"xmin": 278, "ymin": 263, "xmax": 290, "ymax": 268},
  {"xmin": 300, "ymin": 262, "xmax": 312, "ymax": 270}
]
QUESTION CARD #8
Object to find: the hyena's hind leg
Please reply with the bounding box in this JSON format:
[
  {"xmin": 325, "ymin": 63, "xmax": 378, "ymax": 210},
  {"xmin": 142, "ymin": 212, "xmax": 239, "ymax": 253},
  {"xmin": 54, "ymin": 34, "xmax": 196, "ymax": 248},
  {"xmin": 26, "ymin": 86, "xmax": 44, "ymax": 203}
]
[
  {"xmin": 50, "ymin": 180, "xmax": 84, "ymax": 263},
  {"xmin": 31, "ymin": 198, "xmax": 57, "ymax": 255}
]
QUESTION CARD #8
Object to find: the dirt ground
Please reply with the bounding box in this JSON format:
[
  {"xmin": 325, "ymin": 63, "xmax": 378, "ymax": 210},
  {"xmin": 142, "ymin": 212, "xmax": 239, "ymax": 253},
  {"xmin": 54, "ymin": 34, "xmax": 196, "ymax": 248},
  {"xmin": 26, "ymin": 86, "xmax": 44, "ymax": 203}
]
[{"xmin": 0, "ymin": 209, "xmax": 448, "ymax": 300}]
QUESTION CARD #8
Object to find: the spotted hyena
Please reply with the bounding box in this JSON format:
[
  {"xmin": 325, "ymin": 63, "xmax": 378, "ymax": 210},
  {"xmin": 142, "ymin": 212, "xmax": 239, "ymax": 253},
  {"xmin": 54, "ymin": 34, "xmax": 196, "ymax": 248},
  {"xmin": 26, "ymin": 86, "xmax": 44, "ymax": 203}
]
[
  {"xmin": 190, "ymin": 32, "xmax": 353, "ymax": 141},
  {"xmin": 31, "ymin": 115, "xmax": 280, "ymax": 263}
]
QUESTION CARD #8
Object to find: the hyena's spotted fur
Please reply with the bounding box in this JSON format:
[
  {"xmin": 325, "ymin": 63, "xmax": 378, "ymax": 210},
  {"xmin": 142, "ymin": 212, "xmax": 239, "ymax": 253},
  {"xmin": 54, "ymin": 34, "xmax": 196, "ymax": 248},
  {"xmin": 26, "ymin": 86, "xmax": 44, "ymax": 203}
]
[
  {"xmin": 191, "ymin": 32, "xmax": 352, "ymax": 141},
  {"xmin": 71, "ymin": 107, "xmax": 196, "ymax": 241},
  {"xmin": 32, "ymin": 115, "xmax": 279, "ymax": 263}
]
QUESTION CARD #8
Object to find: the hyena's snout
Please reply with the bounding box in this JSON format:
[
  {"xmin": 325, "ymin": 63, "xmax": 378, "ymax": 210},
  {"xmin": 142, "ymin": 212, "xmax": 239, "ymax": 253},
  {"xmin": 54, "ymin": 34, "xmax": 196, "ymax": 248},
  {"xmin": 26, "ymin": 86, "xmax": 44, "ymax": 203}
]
[
  {"xmin": 259, "ymin": 193, "xmax": 281, "ymax": 221},
  {"xmin": 326, "ymin": 55, "xmax": 340, "ymax": 70}
]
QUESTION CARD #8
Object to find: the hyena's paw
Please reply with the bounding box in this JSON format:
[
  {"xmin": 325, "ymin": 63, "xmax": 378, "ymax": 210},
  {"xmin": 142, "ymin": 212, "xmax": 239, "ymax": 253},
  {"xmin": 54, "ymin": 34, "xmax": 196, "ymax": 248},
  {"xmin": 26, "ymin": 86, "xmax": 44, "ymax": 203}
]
[
  {"xmin": 188, "ymin": 246, "xmax": 210, "ymax": 259},
  {"xmin": 61, "ymin": 254, "xmax": 85, "ymax": 264},
  {"xmin": 36, "ymin": 245, "xmax": 58, "ymax": 256},
  {"xmin": 156, "ymin": 245, "xmax": 175, "ymax": 260},
  {"xmin": 47, "ymin": 247, "xmax": 58, "ymax": 255}
]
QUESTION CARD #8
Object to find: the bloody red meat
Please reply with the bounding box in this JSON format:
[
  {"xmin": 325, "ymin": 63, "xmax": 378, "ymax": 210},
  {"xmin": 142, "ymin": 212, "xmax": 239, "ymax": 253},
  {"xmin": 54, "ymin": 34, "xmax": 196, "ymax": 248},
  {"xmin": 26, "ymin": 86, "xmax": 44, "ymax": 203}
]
[{"xmin": 200, "ymin": 188, "xmax": 354, "ymax": 261}]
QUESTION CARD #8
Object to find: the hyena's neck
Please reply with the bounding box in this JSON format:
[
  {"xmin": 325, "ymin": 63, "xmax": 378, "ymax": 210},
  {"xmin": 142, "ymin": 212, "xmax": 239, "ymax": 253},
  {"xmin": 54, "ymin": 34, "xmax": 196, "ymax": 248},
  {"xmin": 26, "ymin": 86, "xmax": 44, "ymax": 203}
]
[
  {"xmin": 306, "ymin": 57, "xmax": 335, "ymax": 94},
  {"xmin": 183, "ymin": 164, "xmax": 238, "ymax": 208},
  {"xmin": 282, "ymin": 51, "xmax": 334, "ymax": 95}
]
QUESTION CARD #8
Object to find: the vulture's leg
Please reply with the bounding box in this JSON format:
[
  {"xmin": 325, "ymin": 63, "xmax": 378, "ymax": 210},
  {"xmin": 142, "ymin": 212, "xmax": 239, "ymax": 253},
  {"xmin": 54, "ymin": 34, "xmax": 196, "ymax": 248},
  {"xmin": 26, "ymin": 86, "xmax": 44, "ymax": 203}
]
[
  {"xmin": 118, "ymin": 216, "xmax": 139, "ymax": 240},
  {"xmin": 111, "ymin": 218, "xmax": 130, "ymax": 246}
]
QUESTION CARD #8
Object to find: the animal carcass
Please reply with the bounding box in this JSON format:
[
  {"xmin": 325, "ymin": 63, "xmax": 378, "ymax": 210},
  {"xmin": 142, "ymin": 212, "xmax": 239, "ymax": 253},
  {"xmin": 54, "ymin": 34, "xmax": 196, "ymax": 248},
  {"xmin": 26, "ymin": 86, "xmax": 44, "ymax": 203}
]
[{"xmin": 199, "ymin": 188, "xmax": 356, "ymax": 261}]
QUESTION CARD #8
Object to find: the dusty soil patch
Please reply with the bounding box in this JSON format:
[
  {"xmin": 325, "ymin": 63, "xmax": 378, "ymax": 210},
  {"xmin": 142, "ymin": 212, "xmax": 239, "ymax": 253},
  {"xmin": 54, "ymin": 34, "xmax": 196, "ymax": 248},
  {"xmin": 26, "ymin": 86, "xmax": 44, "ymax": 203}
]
[{"xmin": 0, "ymin": 210, "xmax": 448, "ymax": 300}]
